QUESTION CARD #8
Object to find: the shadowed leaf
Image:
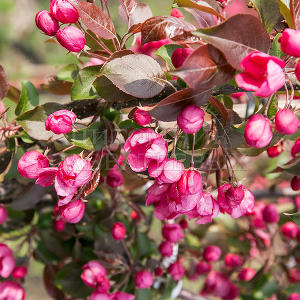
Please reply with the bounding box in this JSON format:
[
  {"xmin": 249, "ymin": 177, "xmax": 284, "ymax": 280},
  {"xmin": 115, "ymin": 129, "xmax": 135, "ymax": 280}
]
[
  {"xmin": 291, "ymin": 0, "xmax": 300, "ymax": 29},
  {"xmin": 0, "ymin": 65, "xmax": 9, "ymax": 101}
]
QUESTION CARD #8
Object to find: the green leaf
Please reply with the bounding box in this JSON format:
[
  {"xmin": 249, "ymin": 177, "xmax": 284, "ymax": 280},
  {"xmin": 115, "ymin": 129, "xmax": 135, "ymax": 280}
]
[
  {"xmin": 278, "ymin": 0, "xmax": 294, "ymax": 28},
  {"xmin": 118, "ymin": 119, "xmax": 142, "ymax": 129},
  {"xmin": 15, "ymin": 81, "xmax": 39, "ymax": 116},
  {"xmin": 270, "ymin": 33, "xmax": 283, "ymax": 58},
  {"xmin": 267, "ymin": 95, "xmax": 278, "ymax": 118},
  {"xmin": 16, "ymin": 102, "xmax": 63, "ymax": 140},
  {"xmin": 284, "ymin": 212, "xmax": 300, "ymax": 227},
  {"xmin": 137, "ymin": 231, "xmax": 155, "ymax": 258},
  {"xmin": 136, "ymin": 289, "xmax": 152, "ymax": 300},
  {"xmin": 223, "ymin": 95, "xmax": 233, "ymax": 109},
  {"xmin": 252, "ymin": 0, "xmax": 282, "ymax": 33},
  {"xmin": 57, "ymin": 64, "xmax": 80, "ymax": 82},
  {"xmin": 66, "ymin": 122, "xmax": 107, "ymax": 151},
  {"xmin": 71, "ymin": 65, "xmax": 101, "ymax": 100},
  {"xmin": 285, "ymin": 284, "xmax": 300, "ymax": 294},
  {"xmin": 154, "ymin": 44, "xmax": 183, "ymax": 69},
  {"xmin": 55, "ymin": 263, "xmax": 92, "ymax": 298}
]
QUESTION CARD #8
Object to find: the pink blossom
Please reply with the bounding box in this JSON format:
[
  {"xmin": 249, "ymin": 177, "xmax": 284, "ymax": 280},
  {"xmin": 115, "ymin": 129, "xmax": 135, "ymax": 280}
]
[
  {"xmin": 112, "ymin": 291, "xmax": 135, "ymax": 300},
  {"xmin": 17, "ymin": 151, "xmax": 49, "ymax": 179},
  {"xmin": 195, "ymin": 261, "xmax": 211, "ymax": 275},
  {"xmin": 81, "ymin": 260, "xmax": 107, "ymax": 289},
  {"xmin": 244, "ymin": 114, "xmax": 273, "ymax": 148},
  {"xmin": 291, "ymin": 176, "xmax": 300, "ymax": 191},
  {"xmin": 281, "ymin": 221, "xmax": 299, "ymax": 239},
  {"xmin": 56, "ymin": 26, "xmax": 85, "ymax": 52},
  {"xmin": 107, "ymin": 170, "xmax": 124, "ymax": 187},
  {"xmin": 171, "ymin": 48, "xmax": 194, "ymax": 68},
  {"xmin": 177, "ymin": 105, "xmax": 205, "ymax": 134},
  {"xmin": 224, "ymin": 253, "xmax": 243, "ymax": 269},
  {"xmin": 203, "ymin": 245, "xmax": 221, "ymax": 262},
  {"xmin": 296, "ymin": 60, "xmax": 300, "ymax": 82},
  {"xmin": 89, "ymin": 292, "xmax": 112, "ymax": 300},
  {"xmin": 279, "ymin": 28, "xmax": 300, "ymax": 57},
  {"xmin": 291, "ymin": 137, "xmax": 300, "ymax": 157},
  {"xmin": 262, "ymin": 204, "xmax": 279, "ymax": 223},
  {"xmin": 238, "ymin": 268, "xmax": 256, "ymax": 281},
  {"xmin": 133, "ymin": 109, "xmax": 152, "ymax": 126},
  {"xmin": 267, "ymin": 144, "xmax": 283, "ymax": 158},
  {"xmin": 289, "ymin": 293, "xmax": 300, "ymax": 300},
  {"xmin": 132, "ymin": 37, "xmax": 170, "ymax": 57},
  {"xmin": 111, "ymin": 222, "xmax": 126, "ymax": 240},
  {"xmin": 45, "ymin": 109, "xmax": 77, "ymax": 134},
  {"xmin": 235, "ymin": 51, "xmax": 285, "ymax": 97},
  {"xmin": 0, "ymin": 281, "xmax": 25, "ymax": 300},
  {"xmin": 177, "ymin": 169, "xmax": 202, "ymax": 195},
  {"xmin": 54, "ymin": 219, "xmax": 66, "ymax": 232},
  {"xmin": 36, "ymin": 167, "xmax": 58, "ymax": 187},
  {"xmin": 153, "ymin": 196, "xmax": 180, "ymax": 220},
  {"xmin": 124, "ymin": 128, "xmax": 168, "ymax": 172},
  {"xmin": 82, "ymin": 58, "xmax": 103, "ymax": 68},
  {"xmin": 289, "ymin": 268, "xmax": 300, "ymax": 283},
  {"xmin": 171, "ymin": 8, "xmax": 184, "ymax": 19},
  {"xmin": 59, "ymin": 199, "xmax": 85, "ymax": 223},
  {"xmin": 162, "ymin": 223, "xmax": 184, "ymax": 243},
  {"xmin": 156, "ymin": 159, "xmax": 185, "ymax": 184},
  {"xmin": 12, "ymin": 266, "xmax": 27, "ymax": 279},
  {"xmin": 217, "ymin": 184, "xmax": 255, "ymax": 218},
  {"xmin": 275, "ymin": 109, "xmax": 299, "ymax": 135},
  {"xmin": 250, "ymin": 202, "xmax": 266, "ymax": 228},
  {"xmin": 0, "ymin": 244, "xmax": 15, "ymax": 278},
  {"xmin": 0, "ymin": 205, "xmax": 7, "ymax": 225},
  {"xmin": 158, "ymin": 241, "xmax": 173, "ymax": 257},
  {"xmin": 167, "ymin": 261, "xmax": 185, "ymax": 280},
  {"xmin": 50, "ymin": 0, "xmax": 79, "ymax": 24},
  {"xmin": 134, "ymin": 270, "xmax": 153, "ymax": 289},
  {"xmin": 35, "ymin": 10, "xmax": 59, "ymax": 36},
  {"xmin": 145, "ymin": 182, "xmax": 170, "ymax": 206}
]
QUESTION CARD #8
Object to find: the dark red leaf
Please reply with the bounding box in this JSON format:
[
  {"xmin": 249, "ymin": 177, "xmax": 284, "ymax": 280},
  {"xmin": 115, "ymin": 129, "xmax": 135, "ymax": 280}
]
[
  {"xmin": 43, "ymin": 265, "xmax": 65, "ymax": 300},
  {"xmin": 141, "ymin": 16, "xmax": 196, "ymax": 46},
  {"xmin": 209, "ymin": 96, "xmax": 228, "ymax": 120},
  {"xmin": 291, "ymin": 0, "xmax": 300, "ymax": 29},
  {"xmin": 82, "ymin": 169, "xmax": 100, "ymax": 198},
  {"xmin": 78, "ymin": 2, "xmax": 116, "ymax": 40},
  {"xmin": 186, "ymin": 7, "xmax": 218, "ymax": 28},
  {"xmin": 0, "ymin": 65, "xmax": 9, "ymax": 101},
  {"xmin": 118, "ymin": 0, "xmax": 138, "ymax": 24}
]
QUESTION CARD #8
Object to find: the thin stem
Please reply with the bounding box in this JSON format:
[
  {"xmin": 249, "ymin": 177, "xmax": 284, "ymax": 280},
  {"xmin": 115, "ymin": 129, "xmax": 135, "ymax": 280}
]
[
  {"xmin": 286, "ymin": 78, "xmax": 295, "ymax": 108},
  {"xmin": 191, "ymin": 133, "xmax": 195, "ymax": 168}
]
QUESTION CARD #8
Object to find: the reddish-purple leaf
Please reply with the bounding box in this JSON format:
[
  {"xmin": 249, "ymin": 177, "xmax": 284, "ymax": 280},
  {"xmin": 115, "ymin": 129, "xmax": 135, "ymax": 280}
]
[
  {"xmin": 101, "ymin": 54, "xmax": 166, "ymax": 98},
  {"xmin": 185, "ymin": 7, "xmax": 218, "ymax": 28},
  {"xmin": 78, "ymin": 2, "xmax": 116, "ymax": 40},
  {"xmin": 0, "ymin": 65, "xmax": 9, "ymax": 101},
  {"xmin": 291, "ymin": 0, "xmax": 300, "ymax": 29},
  {"xmin": 119, "ymin": 3, "xmax": 152, "ymax": 27},
  {"xmin": 82, "ymin": 169, "xmax": 100, "ymax": 198},
  {"xmin": 193, "ymin": 14, "xmax": 271, "ymax": 70},
  {"xmin": 147, "ymin": 88, "xmax": 211, "ymax": 121},
  {"xmin": 171, "ymin": 45, "xmax": 235, "ymax": 91},
  {"xmin": 118, "ymin": 0, "xmax": 138, "ymax": 25},
  {"xmin": 141, "ymin": 16, "xmax": 196, "ymax": 46}
]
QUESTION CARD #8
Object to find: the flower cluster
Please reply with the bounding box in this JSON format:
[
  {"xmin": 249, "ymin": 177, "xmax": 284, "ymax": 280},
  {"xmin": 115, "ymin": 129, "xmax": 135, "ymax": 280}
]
[{"xmin": 35, "ymin": 0, "xmax": 86, "ymax": 52}]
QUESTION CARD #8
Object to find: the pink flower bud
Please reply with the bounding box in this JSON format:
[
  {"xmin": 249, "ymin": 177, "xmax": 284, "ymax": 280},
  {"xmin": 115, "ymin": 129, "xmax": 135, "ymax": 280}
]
[
  {"xmin": 111, "ymin": 222, "xmax": 126, "ymax": 240},
  {"xmin": 81, "ymin": 260, "xmax": 107, "ymax": 289},
  {"xmin": 289, "ymin": 293, "xmax": 300, "ymax": 300},
  {"xmin": 54, "ymin": 218, "xmax": 66, "ymax": 232},
  {"xmin": 275, "ymin": 109, "xmax": 299, "ymax": 135},
  {"xmin": 162, "ymin": 223, "xmax": 184, "ymax": 243},
  {"xmin": 50, "ymin": 0, "xmax": 79, "ymax": 24},
  {"xmin": 238, "ymin": 268, "xmax": 256, "ymax": 281},
  {"xmin": 158, "ymin": 241, "xmax": 173, "ymax": 257},
  {"xmin": 171, "ymin": 8, "xmax": 184, "ymax": 19},
  {"xmin": 267, "ymin": 144, "xmax": 283, "ymax": 158},
  {"xmin": 262, "ymin": 204, "xmax": 279, "ymax": 223},
  {"xmin": 154, "ymin": 267, "xmax": 163, "ymax": 277},
  {"xmin": 279, "ymin": 29, "xmax": 300, "ymax": 57},
  {"xmin": 203, "ymin": 245, "xmax": 221, "ymax": 262},
  {"xmin": 134, "ymin": 270, "xmax": 153, "ymax": 289},
  {"xmin": 45, "ymin": 109, "xmax": 77, "ymax": 134},
  {"xmin": 177, "ymin": 105, "xmax": 205, "ymax": 134},
  {"xmin": 59, "ymin": 199, "xmax": 85, "ymax": 223},
  {"xmin": 291, "ymin": 138, "xmax": 300, "ymax": 157},
  {"xmin": 171, "ymin": 48, "xmax": 194, "ymax": 68},
  {"xmin": 195, "ymin": 261, "xmax": 211, "ymax": 275},
  {"xmin": 0, "ymin": 281, "xmax": 25, "ymax": 300},
  {"xmin": 157, "ymin": 159, "xmax": 185, "ymax": 184},
  {"xmin": 133, "ymin": 109, "xmax": 152, "ymax": 126},
  {"xmin": 225, "ymin": 186, "xmax": 245, "ymax": 207},
  {"xmin": 12, "ymin": 266, "xmax": 27, "ymax": 279},
  {"xmin": 56, "ymin": 26, "xmax": 86, "ymax": 52},
  {"xmin": 130, "ymin": 210, "xmax": 141, "ymax": 222},
  {"xmin": 17, "ymin": 151, "xmax": 49, "ymax": 179},
  {"xmin": 281, "ymin": 222, "xmax": 299, "ymax": 239},
  {"xmin": 179, "ymin": 218, "xmax": 188, "ymax": 229},
  {"xmin": 291, "ymin": 176, "xmax": 300, "ymax": 191},
  {"xmin": 224, "ymin": 253, "xmax": 243, "ymax": 269},
  {"xmin": 289, "ymin": 268, "xmax": 300, "ymax": 283},
  {"xmin": 56, "ymin": 155, "xmax": 92, "ymax": 188},
  {"xmin": 0, "ymin": 205, "xmax": 7, "ymax": 224},
  {"xmin": 235, "ymin": 51, "xmax": 285, "ymax": 97},
  {"xmin": 113, "ymin": 291, "xmax": 135, "ymax": 300},
  {"xmin": 244, "ymin": 114, "xmax": 273, "ymax": 148},
  {"xmin": 296, "ymin": 60, "xmax": 300, "ymax": 82},
  {"xmin": 0, "ymin": 244, "xmax": 15, "ymax": 278},
  {"xmin": 107, "ymin": 170, "xmax": 124, "ymax": 188},
  {"xmin": 167, "ymin": 261, "xmax": 185, "ymax": 281},
  {"xmin": 89, "ymin": 292, "xmax": 111, "ymax": 300},
  {"xmin": 35, "ymin": 10, "xmax": 59, "ymax": 36},
  {"xmin": 177, "ymin": 169, "xmax": 202, "ymax": 195}
]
